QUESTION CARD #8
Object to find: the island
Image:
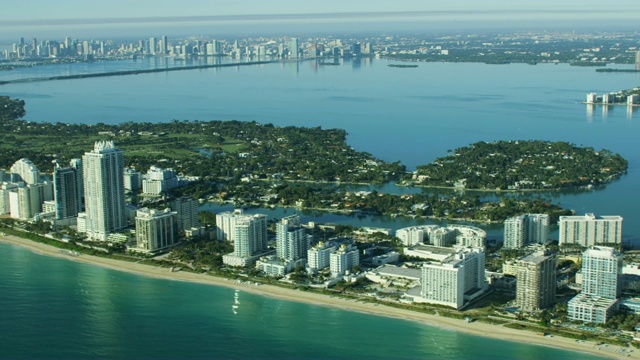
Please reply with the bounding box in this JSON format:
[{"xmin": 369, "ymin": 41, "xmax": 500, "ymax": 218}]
[{"xmin": 402, "ymin": 140, "xmax": 628, "ymax": 191}]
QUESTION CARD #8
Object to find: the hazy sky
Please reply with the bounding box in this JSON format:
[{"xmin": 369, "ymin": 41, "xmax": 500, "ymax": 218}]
[{"xmin": 1, "ymin": 0, "xmax": 639, "ymax": 40}]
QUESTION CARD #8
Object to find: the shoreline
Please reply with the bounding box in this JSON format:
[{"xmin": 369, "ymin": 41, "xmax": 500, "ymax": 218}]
[{"xmin": 0, "ymin": 234, "xmax": 635, "ymax": 360}]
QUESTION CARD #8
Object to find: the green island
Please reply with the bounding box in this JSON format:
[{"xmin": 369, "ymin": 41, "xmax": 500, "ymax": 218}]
[
  {"xmin": 0, "ymin": 97, "xmax": 626, "ymax": 223},
  {"xmin": 403, "ymin": 140, "xmax": 628, "ymax": 191}
]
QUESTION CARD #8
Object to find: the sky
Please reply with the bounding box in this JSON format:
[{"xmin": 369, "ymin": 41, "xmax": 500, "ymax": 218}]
[{"xmin": 1, "ymin": 0, "xmax": 639, "ymax": 41}]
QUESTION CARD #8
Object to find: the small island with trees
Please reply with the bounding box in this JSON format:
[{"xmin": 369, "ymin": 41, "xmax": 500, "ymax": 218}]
[{"xmin": 402, "ymin": 140, "xmax": 627, "ymax": 191}]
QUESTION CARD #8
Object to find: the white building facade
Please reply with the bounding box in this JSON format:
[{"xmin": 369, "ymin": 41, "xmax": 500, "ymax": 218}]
[
  {"xmin": 82, "ymin": 141, "xmax": 127, "ymax": 241},
  {"xmin": 135, "ymin": 208, "xmax": 178, "ymax": 252},
  {"xmin": 568, "ymin": 246, "xmax": 622, "ymax": 324},
  {"xmin": 419, "ymin": 248, "xmax": 488, "ymax": 310},
  {"xmin": 559, "ymin": 214, "xmax": 623, "ymax": 247}
]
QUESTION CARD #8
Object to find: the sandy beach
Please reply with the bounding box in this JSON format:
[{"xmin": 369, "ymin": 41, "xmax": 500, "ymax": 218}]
[{"xmin": 1, "ymin": 234, "xmax": 636, "ymax": 360}]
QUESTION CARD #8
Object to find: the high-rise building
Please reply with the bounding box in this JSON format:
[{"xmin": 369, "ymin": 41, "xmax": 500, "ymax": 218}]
[
  {"xmin": 123, "ymin": 168, "xmax": 142, "ymax": 192},
  {"xmin": 232, "ymin": 214, "xmax": 268, "ymax": 258},
  {"xmin": 559, "ymin": 213, "xmax": 623, "ymax": 247},
  {"xmin": 276, "ymin": 214, "xmax": 309, "ymax": 261},
  {"xmin": 148, "ymin": 37, "xmax": 156, "ymax": 55},
  {"xmin": 53, "ymin": 166, "xmax": 81, "ymax": 220},
  {"xmin": 330, "ymin": 244, "xmax": 359, "ymax": 277},
  {"xmin": 69, "ymin": 158, "xmax": 84, "ymax": 211},
  {"xmin": 0, "ymin": 182, "xmax": 20, "ymax": 214},
  {"xmin": 82, "ymin": 141, "xmax": 127, "ymax": 241},
  {"xmin": 8, "ymin": 183, "xmax": 48, "ymax": 220},
  {"xmin": 635, "ymin": 50, "xmax": 640, "ymax": 70},
  {"xmin": 170, "ymin": 196, "xmax": 200, "ymax": 233},
  {"xmin": 419, "ymin": 248, "xmax": 487, "ymax": 310},
  {"xmin": 288, "ymin": 38, "xmax": 299, "ymax": 58},
  {"xmin": 135, "ymin": 208, "xmax": 178, "ymax": 252},
  {"xmin": 10, "ymin": 158, "xmax": 39, "ymax": 184},
  {"xmin": 504, "ymin": 214, "xmax": 550, "ymax": 249},
  {"xmin": 515, "ymin": 251, "xmax": 556, "ymax": 311},
  {"xmin": 222, "ymin": 212, "xmax": 268, "ymax": 267},
  {"xmin": 160, "ymin": 35, "xmax": 167, "ymax": 55},
  {"xmin": 142, "ymin": 166, "xmax": 178, "ymax": 194},
  {"xmin": 568, "ymin": 246, "xmax": 622, "ymax": 324},
  {"xmin": 307, "ymin": 241, "xmax": 336, "ymax": 272}
]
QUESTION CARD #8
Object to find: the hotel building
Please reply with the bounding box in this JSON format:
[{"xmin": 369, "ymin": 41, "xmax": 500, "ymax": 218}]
[
  {"xmin": 82, "ymin": 141, "xmax": 127, "ymax": 241},
  {"xmin": 135, "ymin": 208, "xmax": 178, "ymax": 252},
  {"xmin": 559, "ymin": 213, "xmax": 623, "ymax": 247},
  {"xmin": 515, "ymin": 251, "xmax": 556, "ymax": 311},
  {"xmin": 503, "ymin": 214, "xmax": 550, "ymax": 249},
  {"xmin": 568, "ymin": 246, "xmax": 622, "ymax": 324},
  {"xmin": 418, "ymin": 248, "xmax": 488, "ymax": 310}
]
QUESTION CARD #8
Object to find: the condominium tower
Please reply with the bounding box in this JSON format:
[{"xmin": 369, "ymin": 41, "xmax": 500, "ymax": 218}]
[
  {"xmin": 515, "ymin": 251, "xmax": 556, "ymax": 311},
  {"xmin": 10, "ymin": 158, "xmax": 39, "ymax": 184},
  {"xmin": 420, "ymin": 248, "xmax": 488, "ymax": 310},
  {"xmin": 568, "ymin": 246, "xmax": 622, "ymax": 323},
  {"xmin": 276, "ymin": 214, "xmax": 309, "ymax": 262},
  {"xmin": 221, "ymin": 211, "xmax": 268, "ymax": 267},
  {"xmin": 504, "ymin": 214, "xmax": 550, "ymax": 249},
  {"xmin": 53, "ymin": 165, "xmax": 81, "ymax": 220},
  {"xmin": 82, "ymin": 141, "xmax": 127, "ymax": 241},
  {"xmin": 559, "ymin": 213, "xmax": 623, "ymax": 247},
  {"xmin": 135, "ymin": 208, "xmax": 178, "ymax": 252}
]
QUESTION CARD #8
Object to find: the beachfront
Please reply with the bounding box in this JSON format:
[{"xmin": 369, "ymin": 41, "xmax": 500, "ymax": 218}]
[{"xmin": 0, "ymin": 233, "xmax": 636, "ymax": 360}]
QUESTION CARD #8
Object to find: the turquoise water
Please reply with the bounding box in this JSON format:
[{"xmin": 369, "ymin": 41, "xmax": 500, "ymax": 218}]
[{"xmin": 0, "ymin": 242, "xmax": 604, "ymax": 359}]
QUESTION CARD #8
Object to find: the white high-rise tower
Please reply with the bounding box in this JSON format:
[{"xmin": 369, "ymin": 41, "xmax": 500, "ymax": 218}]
[{"xmin": 82, "ymin": 141, "xmax": 127, "ymax": 241}]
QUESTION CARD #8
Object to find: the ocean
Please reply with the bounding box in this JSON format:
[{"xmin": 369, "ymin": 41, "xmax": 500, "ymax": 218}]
[
  {"xmin": 1, "ymin": 56, "xmax": 639, "ymax": 358},
  {"xmin": 0, "ymin": 242, "xmax": 604, "ymax": 359}
]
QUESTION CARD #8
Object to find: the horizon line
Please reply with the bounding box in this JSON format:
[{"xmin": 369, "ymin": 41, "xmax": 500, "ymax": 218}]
[{"xmin": 2, "ymin": 9, "xmax": 636, "ymax": 27}]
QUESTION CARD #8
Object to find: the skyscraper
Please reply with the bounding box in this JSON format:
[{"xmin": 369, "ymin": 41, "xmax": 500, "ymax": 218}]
[
  {"xmin": 568, "ymin": 246, "xmax": 622, "ymax": 323},
  {"xmin": 148, "ymin": 37, "xmax": 156, "ymax": 55},
  {"xmin": 276, "ymin": 214, "xmax": 309, "ymax": 262},
  {"xmin": 53, "ymin": 165, "xmax": 81, "ymax": 220},
  {"xmin": 515, "ymin": 251, "xmax": 556, "ymax": 311},
  {"xmin": 82, "ymin": 141, "xmax": 127, "ymax": 241},
  {"xmin": 288, "ymin": 38, "xmax": 299, "ymax": 59}
]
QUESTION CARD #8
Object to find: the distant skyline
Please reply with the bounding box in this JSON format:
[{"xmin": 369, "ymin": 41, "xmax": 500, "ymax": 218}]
[{"xmin": 1, "ymin": 1, "xmax": 639, "ymax": 41}]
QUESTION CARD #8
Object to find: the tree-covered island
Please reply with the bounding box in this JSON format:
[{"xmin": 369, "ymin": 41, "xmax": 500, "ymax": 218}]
[
  {"xmin": 0, "ymin": 97, "xmax": 626, "ymax": 223},
  {"xmin": 402, "ymin": 140, "xmax": 628, "ymax": 191}
]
